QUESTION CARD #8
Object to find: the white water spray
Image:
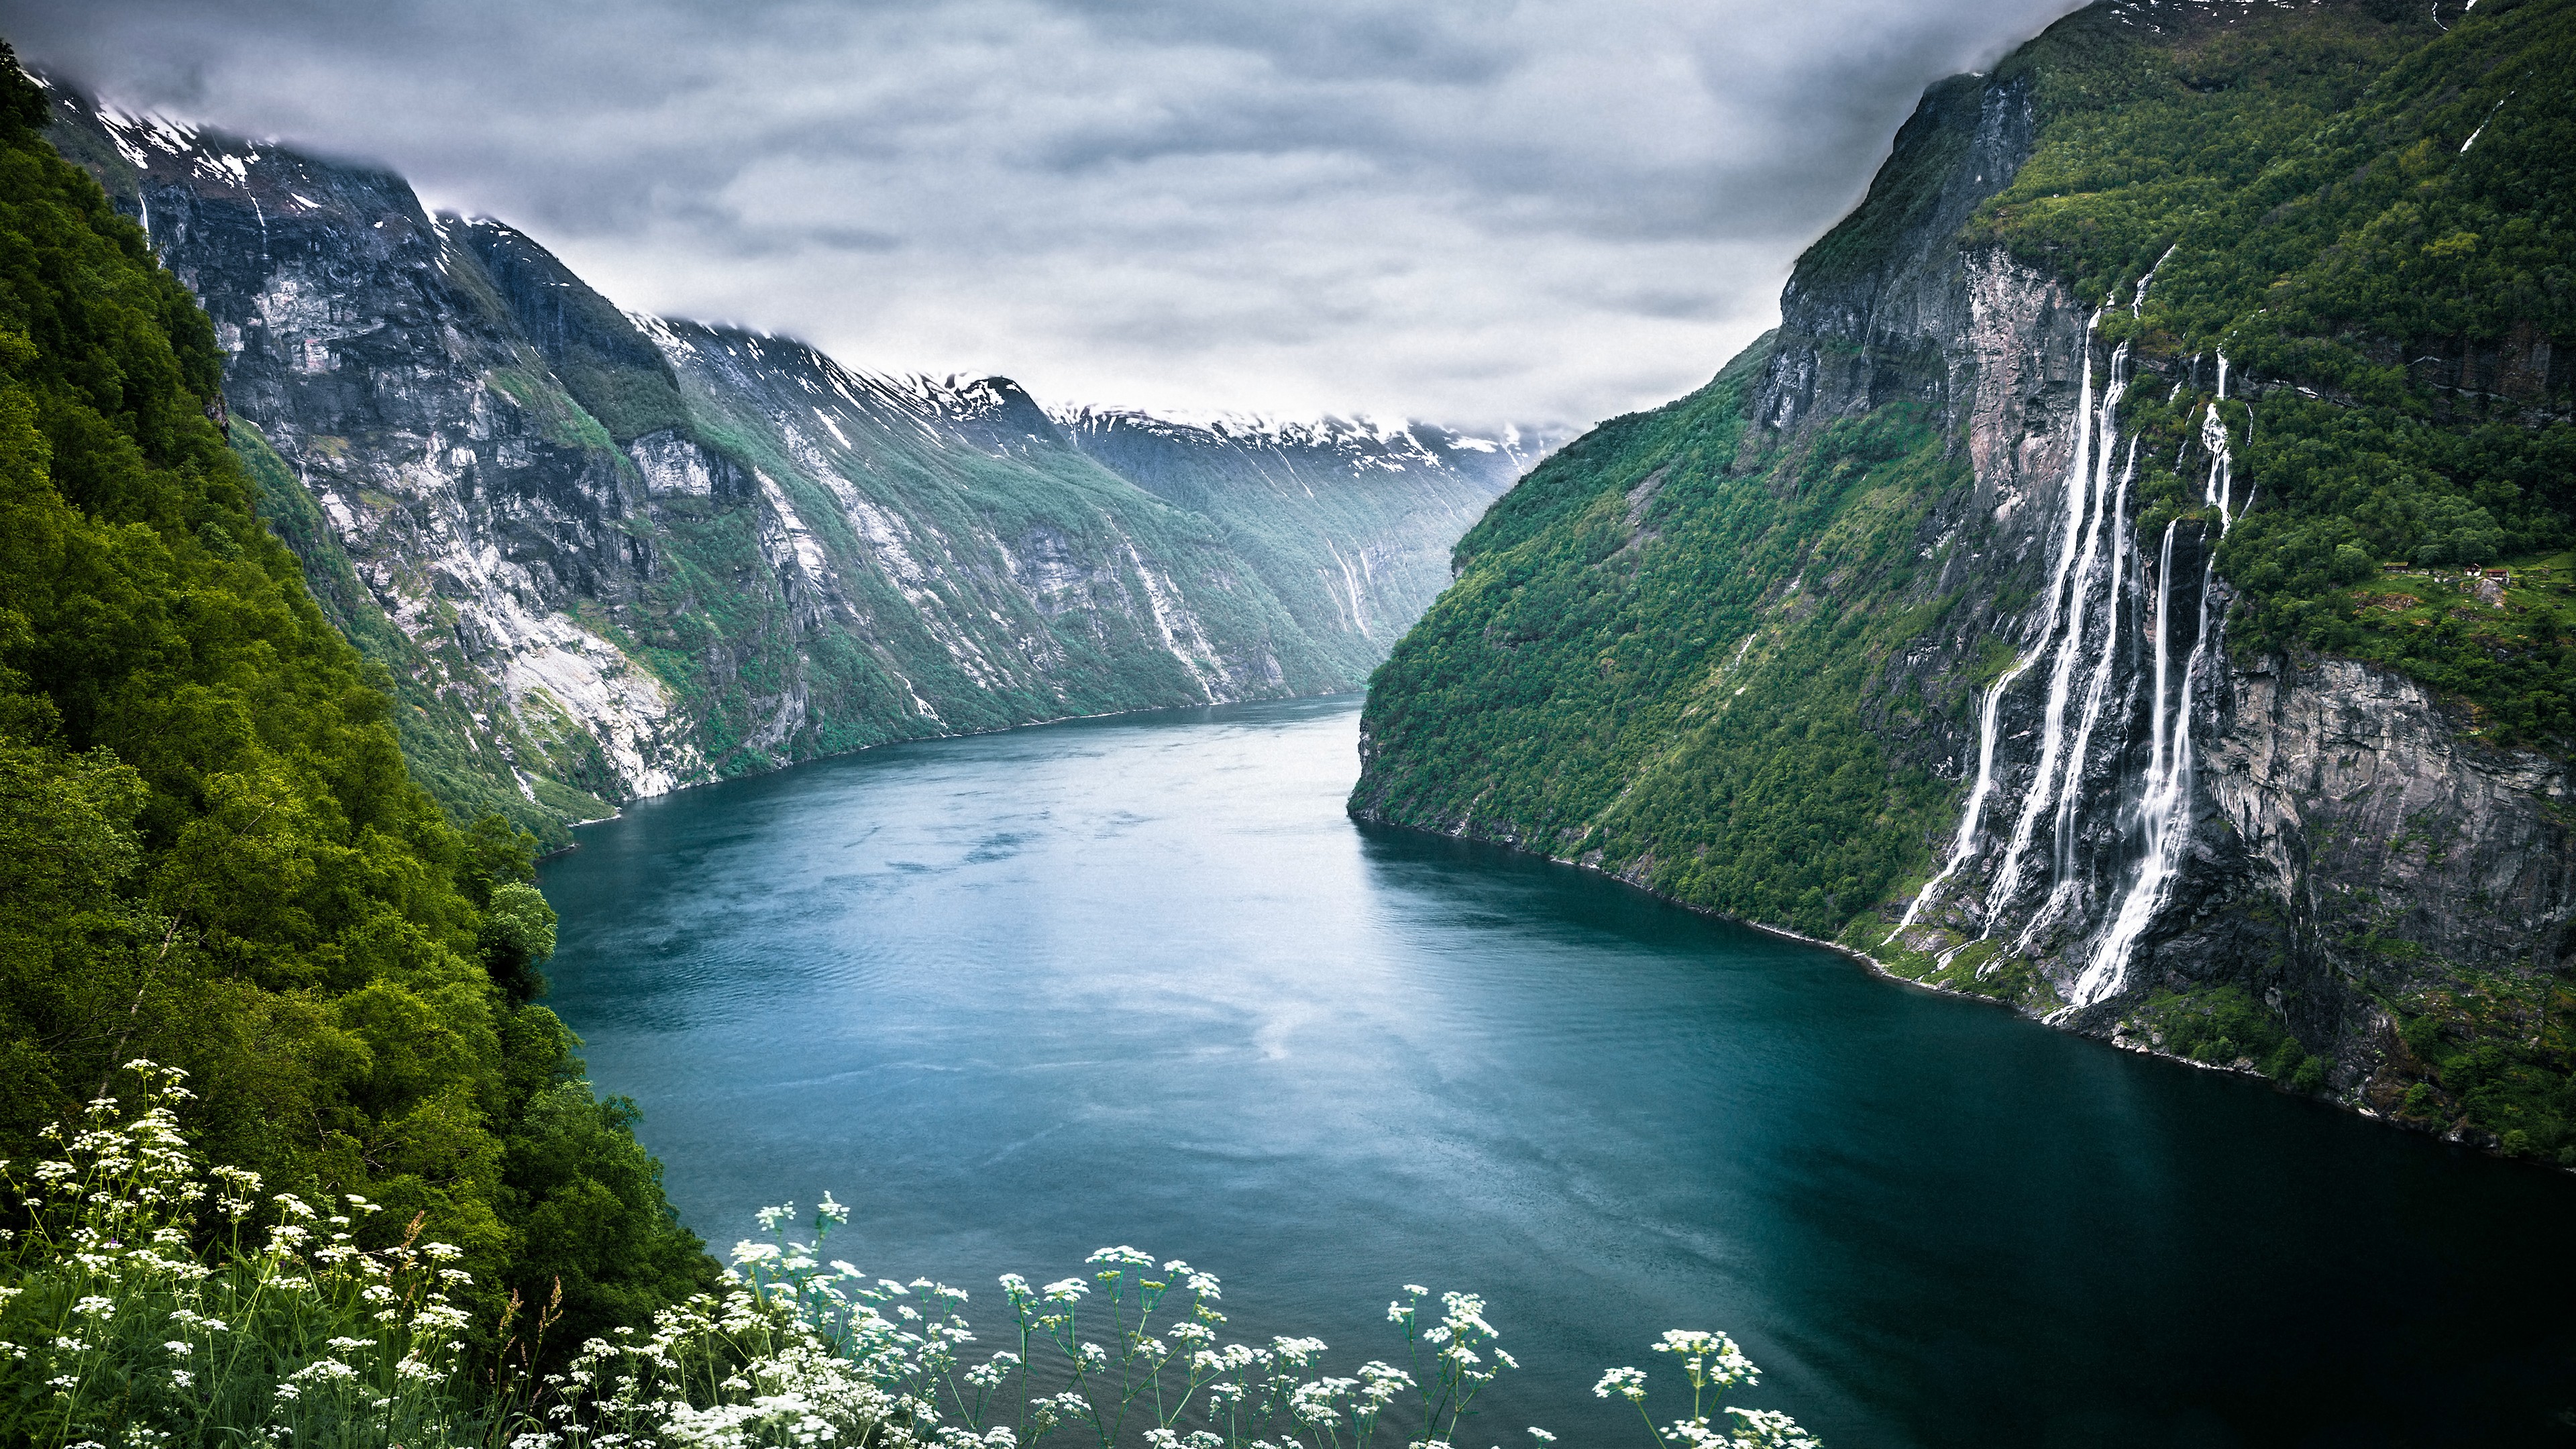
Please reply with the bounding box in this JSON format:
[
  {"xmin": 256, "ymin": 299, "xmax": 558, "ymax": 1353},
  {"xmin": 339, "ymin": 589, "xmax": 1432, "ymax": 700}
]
[
  {"xmin": 2201, "ymin": 352, "xmax": 2235, "ymax": 531},
  {"xmin": 1888, "ymin": 669, "xmax": 2025, "ymax": 942},
  {"xmin": 2015, "ymin": 437, "xmax": 2140, "ymax": 954},
  {"xmin": 1985, "ymin": 335, "xmax": 2129, "ymax": 924},
  {"xmin": 1891, "ymin": 256, "xmax": 2253, "ymax": 996},
  {"xmin": 2076, "ymin": 525, "xmax": 2216, "ymax": 1006},
  {"xmin": 1886, "ymin": 314, "xmax": 2108, "ymax": 944},
  {"xmin": 2132, "ymin": 244, "xmax": 2178, "ymax": 317}
]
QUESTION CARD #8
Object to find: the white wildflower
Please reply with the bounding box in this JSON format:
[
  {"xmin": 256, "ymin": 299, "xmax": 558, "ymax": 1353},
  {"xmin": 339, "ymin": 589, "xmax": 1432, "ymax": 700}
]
[{"xmin": 1595, "ymin": 1366, "xmax": 1648, "ymax": 1401}]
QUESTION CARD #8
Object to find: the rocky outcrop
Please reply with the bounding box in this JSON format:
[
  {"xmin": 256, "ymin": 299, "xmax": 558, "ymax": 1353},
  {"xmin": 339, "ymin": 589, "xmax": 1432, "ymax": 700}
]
[
  {"xmin": 2172, "ymin": 655, "xmax": 2576, "ymax": 1089},
  {"xmin": 43, "ymin": 84, "xmax": 1542, "ymax": 842}
]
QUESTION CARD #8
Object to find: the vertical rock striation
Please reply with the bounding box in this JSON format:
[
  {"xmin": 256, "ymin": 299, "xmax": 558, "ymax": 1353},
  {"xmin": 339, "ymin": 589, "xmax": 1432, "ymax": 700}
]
[{"xmin": 43, "ymin": 84, "xmax": 1546, "ymax": 843}]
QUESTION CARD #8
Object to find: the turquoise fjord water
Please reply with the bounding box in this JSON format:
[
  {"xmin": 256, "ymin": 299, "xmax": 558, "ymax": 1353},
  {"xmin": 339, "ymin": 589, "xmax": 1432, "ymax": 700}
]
[{"xmin": 541, "ymin": 696, "xmax": 2576, "ymax": 1448}]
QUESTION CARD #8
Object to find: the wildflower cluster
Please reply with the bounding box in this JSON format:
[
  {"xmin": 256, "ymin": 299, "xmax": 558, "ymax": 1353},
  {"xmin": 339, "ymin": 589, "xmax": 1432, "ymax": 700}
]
[
  {"xmin": 529, "ymin": 1202, "xmax": 1581, "ymax": 1449},
  {"xmin": 1, "ymin": 1075, "xmax": 1823, "ymax": 1449},
  {"xmin": 0, "ymin": 1062, "xmax": 482, "ymax": 1448},
  {"xmin": 1591, "ymin": 1330, "xmax": 1818, "ymax": 1449}
]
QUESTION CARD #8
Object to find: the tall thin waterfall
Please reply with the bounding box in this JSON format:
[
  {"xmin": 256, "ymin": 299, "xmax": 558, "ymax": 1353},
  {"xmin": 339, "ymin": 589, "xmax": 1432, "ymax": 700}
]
[
  {"xmin": 1984, "ymin": 337, "xmax": 2131, "ymax": 925},
  {"xmin": 1886, "ymin": 314, "xmax": 2106, "ymax": 942},
  {"xmin": 2073, "ymin": 360, "xmax": 2240, "ymax": 1003},
  {"xmin": 2076, "ymin": 530, "xmax": 2217, "ymax": 1006},
  {"xmin": 2202, "ymin": 353, "xmax": 2235, "ymax": 531},
  {"xmin": 2015, "ymin": 436, "xmax": 2139, "ymax": 954},
  {"xmin": 1888, "ymin": 667, "xmax": 2025, "ymax": 939},
  {"xmin": 2057, "ymin": 435, "xmax": 2139, "ymax": 879},
  {"xmin": 1890, "ymin": 258, "xmax": 2249, "ymax": 1008}
]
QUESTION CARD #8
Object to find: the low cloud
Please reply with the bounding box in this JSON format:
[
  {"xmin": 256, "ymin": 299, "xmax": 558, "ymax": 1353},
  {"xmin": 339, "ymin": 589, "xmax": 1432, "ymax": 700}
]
[{"xmin": 19, "ymin": 0, "xmax": 2084, "ymax": 428}]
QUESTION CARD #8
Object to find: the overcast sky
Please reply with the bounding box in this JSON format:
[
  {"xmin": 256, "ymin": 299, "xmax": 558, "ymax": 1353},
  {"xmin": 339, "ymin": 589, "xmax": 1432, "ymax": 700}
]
[{"xmin": 13, "ymin": 0, "xmax": 2084, "ymax": 429}]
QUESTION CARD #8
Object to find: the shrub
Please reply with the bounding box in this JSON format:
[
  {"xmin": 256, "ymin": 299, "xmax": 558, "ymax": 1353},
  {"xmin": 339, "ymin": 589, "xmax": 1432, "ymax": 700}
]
[
  {"xmin": 3, "ymin": 1067, "xmax": 1823, "ymax": 1449},
  {"xmin": 0, "ymin": 1063, "xmax": 488, "ymax": 1448}
]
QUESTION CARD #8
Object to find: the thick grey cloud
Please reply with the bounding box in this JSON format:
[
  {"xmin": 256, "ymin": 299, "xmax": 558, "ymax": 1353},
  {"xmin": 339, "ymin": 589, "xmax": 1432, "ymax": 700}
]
[{"xmin": 9, "ymin": 0, "xmax": 2084, "ymax": 427}]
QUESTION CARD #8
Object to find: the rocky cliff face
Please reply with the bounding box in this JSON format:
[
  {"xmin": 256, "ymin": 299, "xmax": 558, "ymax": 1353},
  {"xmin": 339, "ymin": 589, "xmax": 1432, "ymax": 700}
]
[
  {"xmin": 1834, "ymin": 171, "xmax": 2576, "ymax": 1120},
  {"xmin": 1767, "ymin": 43, "xmax": 2576, "ymax": 1122},
  {"xmin": 44, "ymin": 85, "xmax": 1540, "ymax": 843},
  {"xmin": 1060, "ymin": 409, "xmax": 1558, "ymax": 649},
  {"xmin": 1352, "ymin": 0, "xmax": 2576, "ymax": 1151}
]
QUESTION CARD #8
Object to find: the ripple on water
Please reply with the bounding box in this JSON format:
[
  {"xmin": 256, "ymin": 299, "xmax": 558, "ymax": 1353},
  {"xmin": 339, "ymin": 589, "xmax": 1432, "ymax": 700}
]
[{"xmin": 543, "ymin": 696, "xmax": 2576, "ymax": 1449}]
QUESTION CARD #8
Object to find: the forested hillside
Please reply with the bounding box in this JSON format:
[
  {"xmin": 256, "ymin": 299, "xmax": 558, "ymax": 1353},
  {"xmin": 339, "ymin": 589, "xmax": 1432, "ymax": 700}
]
[
  {"xmin": 0, "ymin": 44, "xmax": 709, "ymax": 1350},
  {"xmin": 1355, "ymin": 0, "xmax": 2576, "ymax": 1155}
]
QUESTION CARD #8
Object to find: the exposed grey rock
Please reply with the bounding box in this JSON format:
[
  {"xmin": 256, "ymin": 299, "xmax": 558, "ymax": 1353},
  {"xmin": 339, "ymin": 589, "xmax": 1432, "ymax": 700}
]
[
  {"xmin": 1739, "ymin": 69, "xmax": 2575, "ymax": 1106},
  {"xmin": 42, "ymin": 83, "xmax": 1549, "ymax": 841}
]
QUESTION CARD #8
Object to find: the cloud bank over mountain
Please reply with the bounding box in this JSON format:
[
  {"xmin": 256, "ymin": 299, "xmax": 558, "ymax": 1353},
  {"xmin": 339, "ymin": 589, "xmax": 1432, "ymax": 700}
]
[{"xmin": 21, "ymin": 0, "xmax": 2082, "ymax": 427}]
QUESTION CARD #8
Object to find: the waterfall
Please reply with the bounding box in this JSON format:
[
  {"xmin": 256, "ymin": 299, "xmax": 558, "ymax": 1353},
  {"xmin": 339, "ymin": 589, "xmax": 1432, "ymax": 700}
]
[
  {"xmin": 2014, "ymin": 437, "xmax": 2139, "ymax": 953},
  {"xmin": 2059, "ymin": 435, "xmax": 2139, "ymax": 876},
  {"xmin": 1891, "ymin": 260, "xmax": 2249, "ymax": 1003},
  {"xmin": 1888, "ymin": 669, "xmax": 2024, "ymax": 941},
  {"xmin": 2075, "ymin": 531, "xmax": 2215, "ymax": 1007},
  {"xmin": 1886, "ymin": 314, "xmax": 2105, "ymax": 943},
  {"xmin": 2201, "ymin": 352, "xmax": 2235, "ymax": 531},
  {"xmin": 2131, "ymin": 244, "xmax": 2177, "ymax": 317},
  {"xmin": 1985, "ymin": 336, "xmax": 2129, "ymax": 926}
]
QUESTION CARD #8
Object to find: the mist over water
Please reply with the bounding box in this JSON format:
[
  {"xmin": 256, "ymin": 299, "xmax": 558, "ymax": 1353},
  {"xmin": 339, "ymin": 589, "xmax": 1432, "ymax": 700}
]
[{"xmin": 541, "ymin": 697, "xmax": 2576, "ymax": 1446}]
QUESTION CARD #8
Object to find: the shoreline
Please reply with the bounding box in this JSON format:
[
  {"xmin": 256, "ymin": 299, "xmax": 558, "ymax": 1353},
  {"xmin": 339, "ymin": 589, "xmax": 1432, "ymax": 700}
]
[
  {"xmin": 538, "ymin": 688, "xmax": 1373, "ymax": 857},
  {"xmin": 1354, "ymin": 807, "xmax": 2555, "ymax": 1171}
]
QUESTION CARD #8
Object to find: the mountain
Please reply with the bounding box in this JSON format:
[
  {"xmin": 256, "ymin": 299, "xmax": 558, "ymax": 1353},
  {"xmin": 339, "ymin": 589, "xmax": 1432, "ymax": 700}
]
[
  {"xmin": 1059, "ymin": 407, "xmax": 1558, "ymax": 649},
  {"xmin": 0, "ymin": 46, "xmax": 708, "ymax": 1354},
  {"xmin": 42, "ymin": 87, "xmax": 1549, "ymax": 845},
  {"xmin": 1354, "ymin": 0, "xmax": 2576, "ymax": 1156}
]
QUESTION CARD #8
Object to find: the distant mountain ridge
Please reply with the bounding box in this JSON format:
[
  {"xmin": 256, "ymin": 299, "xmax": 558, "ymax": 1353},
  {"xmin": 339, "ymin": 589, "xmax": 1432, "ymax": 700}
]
[{"xmin": 41, "ymin": 81, "xmax": 1557, "ymax": 843}]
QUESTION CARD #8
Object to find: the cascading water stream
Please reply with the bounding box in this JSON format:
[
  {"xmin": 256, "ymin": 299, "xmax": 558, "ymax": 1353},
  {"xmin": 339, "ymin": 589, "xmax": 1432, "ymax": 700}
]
[
  {"xmin": 2057, "ymin": 437, "xmax": 2139, "ymax": 877},
  {"xmin": 2076, "ymin": 529, "xmax": 2216, "ymax": 1007},
  {"xmin": 2076, "ymin": 360, "xmax": 2249, "ymax": 1002},
  {"xmin": 1984, "ymin": 337, "xmax": 2131, "ymax": 930},
  {"xmin": 1885, "ymin": 314, "xmax": 2106, "ymax": 944},
  {"xmin": 1892, "ymin": 260, "xmax": 2249, "ymax": 1000},
  {"xmin": 1887, "ymin": 671, "xmax": 2025, "ymax": 941},
  {"xmin": 2015, "ymin": 437, "xmax": 2139, "ymax": 955},
  {"xmin": 2132, "ymin": 244, "xmax": 2176, "ymax": 319},
  {"xmin": 2202, "ymin": 352, "xmax": 2235, "ymax": 531}
]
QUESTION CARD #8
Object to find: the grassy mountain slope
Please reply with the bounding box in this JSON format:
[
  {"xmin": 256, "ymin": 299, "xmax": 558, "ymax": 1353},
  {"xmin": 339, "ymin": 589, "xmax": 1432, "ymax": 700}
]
[
  {"xmin": 1976, "ymin": 0, "xmax": 2576, "ymax": 740},
  {"xmin": 1353, "ymin": 339, "xmax": 1964, "ymax": 937},
  {"xmin": 0, "ymin": 46, "xmax": 709, "ymax": 1350},
  {"xmin": 1354, "ymin": 0, "xmax": 2576, "ymax": 1150}
]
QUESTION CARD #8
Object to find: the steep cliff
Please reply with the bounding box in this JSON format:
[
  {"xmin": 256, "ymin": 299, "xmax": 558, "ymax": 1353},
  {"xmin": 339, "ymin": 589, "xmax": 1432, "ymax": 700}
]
[
  {"xmin": 43, "ymin": 87, "xmax": 1538, "ymax": 844},
  {"xmin": 1355, "ymin": 0, "xmax": 2576, "ymax": 1157}
]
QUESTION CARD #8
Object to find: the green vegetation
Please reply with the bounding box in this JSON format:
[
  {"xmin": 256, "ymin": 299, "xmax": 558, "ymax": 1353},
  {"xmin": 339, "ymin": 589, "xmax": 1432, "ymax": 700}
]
[
  {"xmin": 2, "ymin": 1067, "xmax": 497, "ymax": 1446},
  {"xmin": 1355, "ymin": 339, "xmax": 1959, "ymax": 940},
  {"xmin": 1976, "ymin": 0, "xmax": 2576, "ymax": 741},
  {"xmin": 2389, "ymin": 973, "xmax": 2576, "ymax": 1163},
  {"xmin": 0, "ymin": 43, "xmax": 708, "ymax": 1374},
  {"xmin": 1354, "ymin": 0, "xmax": 2575, "ymax": 1159},
  {"xmin": 2121, "ymin": 985, "xmax": 2326, "ymax": 1091},
  {"xmin": 7, "ymin": 1069, "xmax": 1821, "ymax": 1447}
]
